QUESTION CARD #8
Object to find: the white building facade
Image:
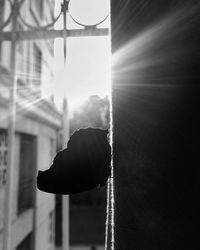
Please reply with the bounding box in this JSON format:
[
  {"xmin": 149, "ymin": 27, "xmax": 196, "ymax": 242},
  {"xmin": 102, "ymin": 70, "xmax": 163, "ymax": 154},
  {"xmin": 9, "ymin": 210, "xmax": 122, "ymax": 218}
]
[{"xmin": 0, "ymin": 1, "xmax": 62, "ymax": 250}]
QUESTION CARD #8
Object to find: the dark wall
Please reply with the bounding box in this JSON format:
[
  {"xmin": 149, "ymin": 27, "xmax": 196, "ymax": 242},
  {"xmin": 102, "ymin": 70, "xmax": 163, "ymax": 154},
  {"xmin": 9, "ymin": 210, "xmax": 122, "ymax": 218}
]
[
  {"xmin": 111, "ymin": 1, "xmax": 200, "ymax": 249},
  {"xmin": 70, "ymin": 206, "xmax": 106, "ymax": 245},
  {"xmin": 70, "ymin": 187, "xmax": 107, "ymax": 245}
]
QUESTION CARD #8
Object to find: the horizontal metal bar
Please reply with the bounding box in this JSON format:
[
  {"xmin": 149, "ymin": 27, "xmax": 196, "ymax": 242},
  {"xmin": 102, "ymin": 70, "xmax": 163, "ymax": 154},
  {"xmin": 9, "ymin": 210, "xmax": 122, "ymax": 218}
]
[{"xmin": 0, "ymin": 28, "xmax": 109, "ymax": 41}]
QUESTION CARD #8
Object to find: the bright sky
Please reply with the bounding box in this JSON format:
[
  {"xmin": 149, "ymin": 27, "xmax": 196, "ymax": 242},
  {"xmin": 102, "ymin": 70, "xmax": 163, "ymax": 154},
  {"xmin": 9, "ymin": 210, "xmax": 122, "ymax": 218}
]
[{"xmin": 53, "ymin": 0, "xmax": 111, "ymax": 112}]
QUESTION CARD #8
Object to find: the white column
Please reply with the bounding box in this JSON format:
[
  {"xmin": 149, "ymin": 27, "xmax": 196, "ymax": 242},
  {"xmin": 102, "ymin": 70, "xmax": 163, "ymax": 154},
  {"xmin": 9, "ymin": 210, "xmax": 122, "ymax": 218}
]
[{"xmin": 62, "ymin": 97, "xmax": 70, "ymax": 250}]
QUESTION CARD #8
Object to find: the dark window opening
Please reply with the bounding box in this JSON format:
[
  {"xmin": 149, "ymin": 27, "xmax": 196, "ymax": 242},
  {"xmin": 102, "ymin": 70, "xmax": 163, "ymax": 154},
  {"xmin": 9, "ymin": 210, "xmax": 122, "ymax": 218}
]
[
  {"xmin": 33, "ymin": 44, "xmax": 42, "ymax": 90},
  {"xmin": 16, "ymin": 232, "xmax": 34, "ymax": 250},
  {"xmin": 49, "ymin": 210, "xmax": 55, "ymax": 243},
  {"xmin": 55, "ymin": 195, "xmax": 62, "ymax": 246},
  {"xmin": 0, "ymin": 129, "xmax": 8, "ymax": 188},
  {"xmin": 18, "ymin": 134, "xmax": 36, "ymax": 215}
]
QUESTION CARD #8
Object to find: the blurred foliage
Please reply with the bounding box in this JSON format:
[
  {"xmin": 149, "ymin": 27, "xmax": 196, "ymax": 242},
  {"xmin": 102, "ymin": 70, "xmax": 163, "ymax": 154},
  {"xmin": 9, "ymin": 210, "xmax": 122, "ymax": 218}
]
[{"xmin": 70, "ymin": 95, "xmax": 110, "ymax": 135}]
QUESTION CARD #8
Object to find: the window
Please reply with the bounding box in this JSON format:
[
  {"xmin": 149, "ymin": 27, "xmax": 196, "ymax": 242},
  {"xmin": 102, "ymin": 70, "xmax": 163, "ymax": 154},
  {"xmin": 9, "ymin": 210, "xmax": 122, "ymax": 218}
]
[
  {"xmin": 0, "ymin": 129, "xmax": 8, "ymax": 188},
  {"xmin": 0, "ymin": 0, "xmax": 5, "ymax": 60},
  {"xmin": 50, "ymin": 138, "xmax": 55, "ymax": 159},
  {"xmin": 29, "ymin": 0, "xmax": 44, "ymax": 24},
  {"xmin": 18, "ymin": 134, "xmax": 36, "ymax": 215},
  {"xmin": 49, "ymin": 210, "xmax": 55, "ymax": 243},
  {"xmin": 16, "ymin": 23, "xmax": 23, "ymax": 54},
  {"xmin": 26, "ymin": 42, "xmax": 31, "ymax": 84},
  {"xmin": 34, "ymin": 0, "xmax": 44, "ymax": 19},
  {"xmin": 16, "ymin": 22, "xmax": 24, "ymax": 74},
  {"xmin": 33, "ymin": 44, "xmax": 42, "ymax": 92},
  {"xmin": 0, "ymin": 1, "xmax": 4, "ymax": 23}
]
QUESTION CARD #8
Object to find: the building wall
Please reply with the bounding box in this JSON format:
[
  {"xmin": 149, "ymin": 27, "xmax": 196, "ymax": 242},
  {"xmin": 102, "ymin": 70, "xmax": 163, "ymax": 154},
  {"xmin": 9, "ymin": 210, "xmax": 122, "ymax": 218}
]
[
  {"xmin": 1, "ymin": 0, "xmax": 55, "ymax": 98},
  {"xmin": 111, "ymin": 0, "xmax": 200, "ymax": 249},
  {"xmin": 0, "ymin": 100, "xmax": 60, "ymax": 250},
  {"xmin": 0, "ymin": 1, "xmax": 61, "ymax": 250}
]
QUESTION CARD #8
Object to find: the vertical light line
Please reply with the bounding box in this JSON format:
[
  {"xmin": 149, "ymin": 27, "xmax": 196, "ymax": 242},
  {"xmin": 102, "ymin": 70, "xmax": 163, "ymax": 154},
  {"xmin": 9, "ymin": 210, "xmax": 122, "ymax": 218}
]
[
  {"xmin": 105, "ymin": 173, "xmax": 111, "ymax": 250},
  {"xmin": 105, "ymin": 2, "xmax": 114, "ymax": 248},
  {"xmin": 109, "ymin": 3, "xmax": 115, "ymax": 248},
  {"xmin": 109, "ymin": 57, "xmax": 115, "ymax": 250}
]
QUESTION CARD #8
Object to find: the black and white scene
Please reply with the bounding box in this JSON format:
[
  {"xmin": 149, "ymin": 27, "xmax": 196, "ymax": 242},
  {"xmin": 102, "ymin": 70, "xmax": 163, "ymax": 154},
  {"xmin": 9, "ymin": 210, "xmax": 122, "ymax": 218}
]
[{"xmin": 0, "ymin": 0, "xmax": 199, "ymax": 250}]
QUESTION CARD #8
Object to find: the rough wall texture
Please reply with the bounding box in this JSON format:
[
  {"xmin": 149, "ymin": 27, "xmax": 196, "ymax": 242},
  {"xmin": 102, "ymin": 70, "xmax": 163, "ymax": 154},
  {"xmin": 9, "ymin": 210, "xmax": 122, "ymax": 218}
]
[{"xmin": 111, "ymin": 0, "xmax": 200, "ymax": 249}]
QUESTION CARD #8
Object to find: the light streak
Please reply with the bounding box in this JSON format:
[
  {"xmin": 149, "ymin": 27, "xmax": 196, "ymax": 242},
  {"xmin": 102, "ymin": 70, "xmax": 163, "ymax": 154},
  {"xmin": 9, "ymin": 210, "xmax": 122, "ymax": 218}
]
[
  {"xmin": 112, "ymin": 3, "xmax": 200, "ymax": 84},
  {"xmin": 105, "ymin": 5, "xmax": 114, "ymax": 249}
]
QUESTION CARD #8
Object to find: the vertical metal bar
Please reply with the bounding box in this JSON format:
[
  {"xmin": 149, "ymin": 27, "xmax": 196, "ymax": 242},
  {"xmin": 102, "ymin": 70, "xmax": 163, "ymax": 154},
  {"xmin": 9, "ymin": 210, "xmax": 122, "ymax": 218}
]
[
  {"xmin": 62, "ymin": 97, "xmax": 70, "ymax": 250},
  {"xmin": 63, "ymin": 0, "xmax": 67, "ymax": 64},
  {"xmin": 61, "ymin": 1, "xmax": 69, "ymax": 250},
  {"xmin": 3, "ymin": 0, "xmax": 18, "ymax": 250}
]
